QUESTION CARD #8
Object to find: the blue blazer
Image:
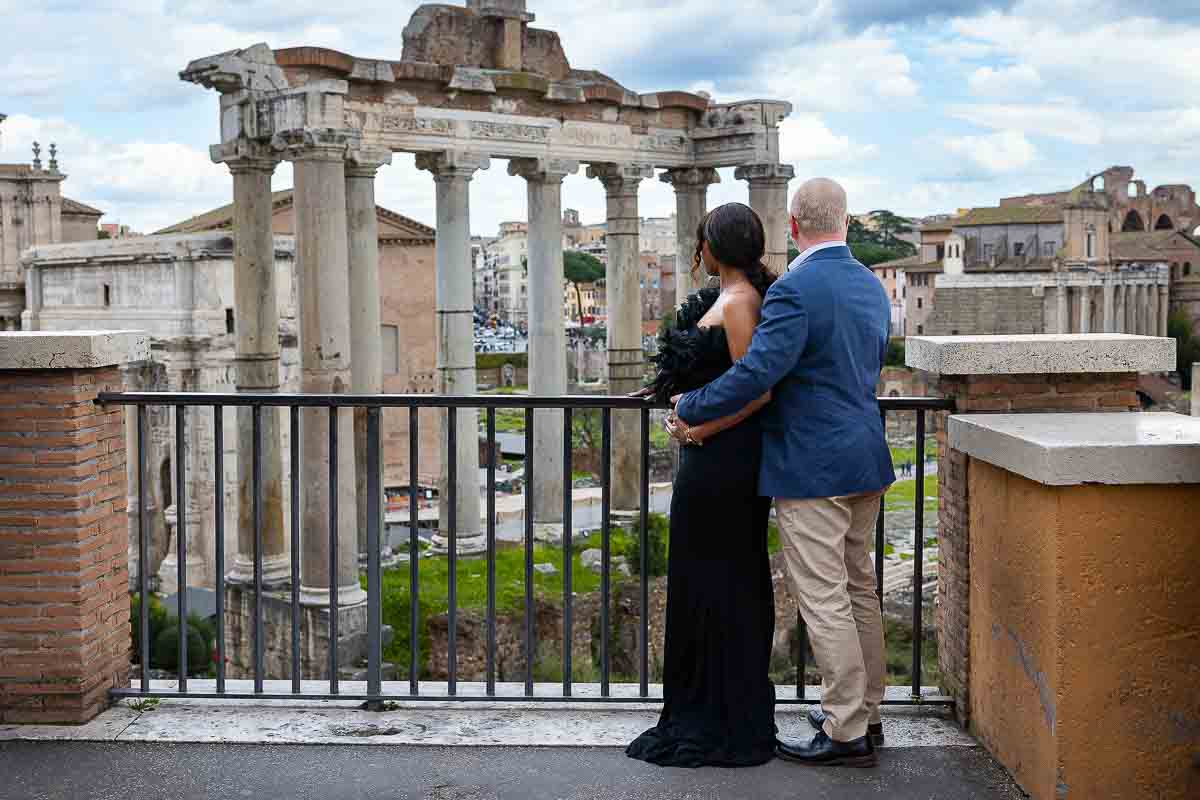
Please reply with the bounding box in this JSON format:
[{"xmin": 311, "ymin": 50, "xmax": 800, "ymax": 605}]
[{"xmin": 676, "ymin": 245, "xmax": 895, "ymax": 500}]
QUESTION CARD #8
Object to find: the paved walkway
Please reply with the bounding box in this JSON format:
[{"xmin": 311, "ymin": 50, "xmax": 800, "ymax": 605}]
[{"xmin": 1, "ymin": 741, "xmax": 1024, "ymax": 800}]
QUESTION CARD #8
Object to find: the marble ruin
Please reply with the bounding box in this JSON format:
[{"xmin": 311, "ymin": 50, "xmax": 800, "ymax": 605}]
[{"xmin": 170, "ymin": 0, "xmax": 794, "ymax": 675}]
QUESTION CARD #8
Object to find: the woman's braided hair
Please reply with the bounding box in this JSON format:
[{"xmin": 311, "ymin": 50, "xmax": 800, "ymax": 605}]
[{"xmin": 691, "ymin": 202, "xmax": 777, "ymax": 297}]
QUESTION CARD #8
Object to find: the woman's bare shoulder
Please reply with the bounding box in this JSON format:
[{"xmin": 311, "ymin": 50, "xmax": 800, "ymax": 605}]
[{"xmin": 721, "ymin": 289, "xmax": 763, "ymax": 322}]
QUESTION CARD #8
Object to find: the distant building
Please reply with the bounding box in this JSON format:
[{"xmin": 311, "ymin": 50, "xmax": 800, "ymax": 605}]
[{"xmin": 0, "ymin": 128, "xmax": 104, "ymax": 329}]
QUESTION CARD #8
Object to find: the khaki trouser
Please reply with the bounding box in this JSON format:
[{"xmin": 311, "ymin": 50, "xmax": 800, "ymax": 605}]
[{"xmin": 776, "ymin": 490, "xmax": 887, "ymax": 742}]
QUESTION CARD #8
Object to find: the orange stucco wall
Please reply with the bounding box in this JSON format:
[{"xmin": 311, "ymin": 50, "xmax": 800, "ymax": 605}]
[{"xmin": 969, "ymin": 461, "xmax": 1200, "ymax": 800}]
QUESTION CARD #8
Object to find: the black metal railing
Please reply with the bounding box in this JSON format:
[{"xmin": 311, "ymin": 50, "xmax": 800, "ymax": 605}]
[{"xmin": 100, "ymin": 392, "xmax": 953, "ymax": 707}]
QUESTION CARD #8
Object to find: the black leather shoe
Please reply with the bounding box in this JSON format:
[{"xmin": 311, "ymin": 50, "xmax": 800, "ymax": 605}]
[
  {"xmin": 807, "ymin": 709, "xmax": 885, "ymax": 747},
  {"xmin": 776, "ymin": 731, "xmax": 877, "ymax": 768}
]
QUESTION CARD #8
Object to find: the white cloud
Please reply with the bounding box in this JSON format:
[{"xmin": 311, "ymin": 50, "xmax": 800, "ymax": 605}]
[
  {"xmin": 0, "ymin": 114, "xmax": 230, "ymax": 233},
  {"xmin": 945, "ymin": 101, "xmax": 1102, "ymax": 145},
  {"xmin": 761, "ymin": 33, "xmax": 920, "ymax": 113},
  {"xmin": 940, "ymin": 130, "xmax": 1038, "ymax": 174},
  {"xmin": 780, "ymin": 115, "xmax": 879, "ymax": 164},
  {"xmin": 967, "ymin": 64, "xmax": 1043, "ymax": 97}
]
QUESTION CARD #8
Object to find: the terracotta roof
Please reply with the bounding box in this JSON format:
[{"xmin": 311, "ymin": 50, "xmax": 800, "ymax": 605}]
[
  {"xmin": 905, "ymin": 261, "xmax": 945, "ymax": 274},
  {"xmin": 871, "ymin": 255, "xmax": 920, "ymax": 270},
  {"xmin": 155, "ymin": 189, "xmax": 436, "ymax": 240},
  {"xmin": 1110, "ymin": 230, "xmax": 1200, "ymax": 261},
  {"xmin": 955, "ymin": 206, "xmax": 1064, "ymax": 226},
  {"xmin": 61, "ymin": 197, "xmax": 104, "ymax": 217}
]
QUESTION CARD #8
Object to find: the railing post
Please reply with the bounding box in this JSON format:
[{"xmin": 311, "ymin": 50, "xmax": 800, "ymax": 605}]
[{"xmin": 0, "ymin": 331, "xmax": 148, "ymax": 724}]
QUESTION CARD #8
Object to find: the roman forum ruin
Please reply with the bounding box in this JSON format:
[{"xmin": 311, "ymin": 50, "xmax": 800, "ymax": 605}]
[{"xmin": 178, "ymin": 0, "xmax": 794, "ymax": 673}]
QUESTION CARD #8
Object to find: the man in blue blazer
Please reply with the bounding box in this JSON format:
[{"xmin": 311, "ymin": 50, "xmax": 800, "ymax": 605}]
[{"xmin": 674, "ymin": 178, "xmax": 894, "ymax": 768}]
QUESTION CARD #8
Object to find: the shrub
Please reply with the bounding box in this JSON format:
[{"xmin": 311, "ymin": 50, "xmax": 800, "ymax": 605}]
[
  {"xmin": 130, "ymin": 594, "xmax": 169, "ymax": 663},
  {"xmin": 476, "ymin": 352, "xmax": 528, "ymax": 371},
  {"xmin": 884, "ymin": 338, "xmax": 906, "ymax": 367},
  {"xmin": 629, "ymin": 513, "xmax": 670, "ymax": 578},
  {"xmin": 153, "ymin": 621, "xmax": 212, "ymax": 675}
]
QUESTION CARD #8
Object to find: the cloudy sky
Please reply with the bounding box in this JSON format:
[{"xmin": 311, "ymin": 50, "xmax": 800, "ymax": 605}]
[{"xmin": 2, "ymin": 0, "xmax": 1198, "ymax": 236}]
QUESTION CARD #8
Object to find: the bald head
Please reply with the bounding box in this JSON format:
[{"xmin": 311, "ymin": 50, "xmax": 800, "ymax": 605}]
[{"xmin": 790, "ymin": 178, "xmax": 848, "ymax": 239}]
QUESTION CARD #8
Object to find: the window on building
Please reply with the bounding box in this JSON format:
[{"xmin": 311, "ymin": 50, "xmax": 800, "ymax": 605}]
[
  {"xmin": 917, "ymin": 298, "xmax": 923, "ymax": 309},
  {"xmin": 1186, "ymin": 262, "xmax": 1193, "ymax": 276},
  {"xmin": 103, "ymin": 284, "xmax": 112, "ymax": 307},
  {"xmin": 1086, "ymin": 225, "xmax": 1096, "ymax": 259},
  {"xmin": 983, "ymin": 243, "xmax": 994, "ymax": 261},
  {"xmin": 1014, "ymin": 242, "xmax": 1024, "ymax": 257},
  {"xmin": 381, "ymin": 325, "xmax": 400, "ymax": 376},
  {"xmin": 892, "ymin": 289, "xmax": 896, "ymax": 300},
  {"xmin": 225, "ymin": 308, "xmax": 235, "ymax": 335},
  {"xmin": 917, "ymin": 325, "xmax": 924, "ymax": 335},
  {"xmin": 936, "ymin": 244, "xmax": 945, "ymax": 260}
]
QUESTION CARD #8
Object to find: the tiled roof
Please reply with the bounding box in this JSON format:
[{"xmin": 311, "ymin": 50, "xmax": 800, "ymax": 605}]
[
  {"xmin": 871, "ymin": 255, "xmax": 920, "ymax": 270},
  {"xmin": 155, "ymin": 189, "xmax": 436, "ymax": 240},
  {"xmin": 61, "ymin": 197, "xmax": 104, "ymax": 217},
  {"xmin": 955, "ymin": 206, "xmax": 1064, "ymax": 226},
  {"xmin": 1110, "ymin": 230, "xmax": 1200, "ymax": 260}
]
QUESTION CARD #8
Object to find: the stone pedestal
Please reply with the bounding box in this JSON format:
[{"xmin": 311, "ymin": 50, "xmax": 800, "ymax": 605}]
[
  {"xmin": 661, "ymin": 167, "xmax": 719, "ymax": 304},
  {"xmin": 223, "ymin": 151, "xmax": 289, "ymax": 586},
  {"xmin": 906, "ymin": 333, "xmax": 1176, "ymax": 726},
  {"xmin": 286, "ymin": 131, "xmax": 365, "ymax": 607},
  {"xmin": 510, "ymin": 158, "xmax": 577, "ymax": 526},
  {"xmin": 589, "ymin": 163, "xmax": 653, "ymax": 512},
  {"xmin": 949, "ymin": 412, "xmax": 1200, "ymax": 800},
  {"xmin": 346, "ymin": 149, "xmax": 391, "ymax": 563},
  {"xmin": 736, "ymin": 163, "xmax": 795, "ymax": 273},
  {"xmin": 417, "ymin": 151, "xmax": 488, "ymax": 555}
]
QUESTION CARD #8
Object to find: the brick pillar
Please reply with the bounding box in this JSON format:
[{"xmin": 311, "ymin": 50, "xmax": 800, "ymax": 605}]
[
  {"xmin": 907, "ymin": 333, "xmax": 1172, "ymax": 726},
  {"xmin": 0, "ymin": 331, "xmax": 147, "ymax": 724}
]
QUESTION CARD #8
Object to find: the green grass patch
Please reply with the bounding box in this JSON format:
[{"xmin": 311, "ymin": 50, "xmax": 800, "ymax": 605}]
[
  {"xmin": 889, "ymin": 437, "xmax": 939, "ymax": 467},
  {"xmin": 885, "ymin": 473, "xmax": 938, "ymax": 514},
  {"xmin": 477, "ymin": 353, "xmax": 528, "ymax": 370}
]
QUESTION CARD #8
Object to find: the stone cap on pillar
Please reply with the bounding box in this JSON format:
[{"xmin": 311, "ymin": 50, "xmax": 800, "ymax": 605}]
[
  {"xmin": 905, "ymin": 334, "xmax": 1176, "ymax": 376},
  {"xmin": 0, "ymin": 330, "xmax": 149, "ymax": 370},
  {"xmin": 948, "ymin": 412, "xmax": 1200, "ymax": 486}
]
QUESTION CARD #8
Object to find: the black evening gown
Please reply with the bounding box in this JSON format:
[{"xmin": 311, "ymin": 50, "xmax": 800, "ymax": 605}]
[{"xmin": 625, "ymin": 289, "xmax": 777, "ymax": 768}]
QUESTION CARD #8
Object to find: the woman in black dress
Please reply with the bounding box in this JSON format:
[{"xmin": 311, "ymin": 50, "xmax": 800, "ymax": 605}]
[{"xmin": 626, "ymin": 203, "xmax": 778, "ymax": 768}]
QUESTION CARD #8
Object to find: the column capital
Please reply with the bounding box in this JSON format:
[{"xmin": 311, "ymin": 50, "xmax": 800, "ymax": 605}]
[
  {"xmin": 659, "ymin": 166, "xmax": 721, "ymax": 191},
  {"xmin": 345, "ymin": 146, "xmax": 393, "ymax": 178},
  {"xmin": 210, "ymin": 140, "xmax": 279, "ymax": 174},
  {"xmin": 587, "ymin": 163, "xmax": 654, "ymax": 193},
  {"xmin": 735, "ymin": 162, "xmax": 795, "ymax": 184},
  {"xmin": 415, "ymin": 150, "xmax": 490, "ymax": 181},
  {"xmin": 272, "ymin": 128, "xmax": 359, "ymax": 162},
  {"xmin": 508, "ymin": 157, "xmax": 579, "ymax": 184}
]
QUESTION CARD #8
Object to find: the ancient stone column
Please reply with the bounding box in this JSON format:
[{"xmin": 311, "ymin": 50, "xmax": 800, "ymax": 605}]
[
  {"xmin": 661, "ymin": 167, "xmax": 720, "ymax": 304},
  {"xmin": 287, "ymin": 131, "xmax": 365, "ymax": 606},
  {"xmin": 222, "ymin": 150, "xmax": 289, "ymax": 586},
  {"xmin": 1159, "ymin": 283, "xmax": 1170, "ymax": 337},
  {"xmin": 1079, "ymin": 283, "xmax": 1092, "ymax": 334},
  {"xmin": 1056, "ymin": 275, "xmax": 1070, "ymax": 334},
  {"xmin": 1137, "ymin": 283, "xmax": 1147, "ymax": 335},
  {"xmin": 345, "ymin": 148, "xmax": 392, "ymax": 564},
  {"xmin": 1102, "ymin": 274, "xmax": 1116, "ymax": 333},
  {"xmin": 417, "ymin": 151, "xmax": 488, "ymax": 556},
  {"xmin": 589, "ymin": 163, "xmax": 653, "ymax": 513},
  {"xmin": 510, "ymin": 157, "xmax": 578, "ymax": 534},
  {"xmin": 1148, "ymin": 279, "xmax": 1160, "ymax": 338},
  {"xmin": 736, "ymin": 163, "xmax": 795, "ymax": 273}
]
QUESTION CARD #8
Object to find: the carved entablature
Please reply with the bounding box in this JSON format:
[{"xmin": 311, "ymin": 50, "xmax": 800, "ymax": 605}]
[{"xmin": 183, "ymin": 3, "xmax": 793, "ymax": 173}]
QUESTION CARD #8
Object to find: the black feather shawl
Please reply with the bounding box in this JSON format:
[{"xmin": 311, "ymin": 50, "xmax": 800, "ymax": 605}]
[{"xmin": 646, "ymin": 288, "xmax": 733, "ymax": 404}]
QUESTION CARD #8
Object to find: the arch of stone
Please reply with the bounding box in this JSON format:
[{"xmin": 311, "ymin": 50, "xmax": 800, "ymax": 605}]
[{"xmin": 180, "ymin": 1, "xmax": 794, "ymax": 649}]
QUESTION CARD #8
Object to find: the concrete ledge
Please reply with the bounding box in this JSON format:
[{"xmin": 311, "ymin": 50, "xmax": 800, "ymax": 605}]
[
  {"xmin": 949, "ymin": 412, "xmax": 1200, "ymax": 485},
  {"xmin": 0, "ymin": 330, "xmax": 148, "ymax": 370},
  {"xmin": 906, "ymin": 334, "xmax": 1175, "ymax": 375}
]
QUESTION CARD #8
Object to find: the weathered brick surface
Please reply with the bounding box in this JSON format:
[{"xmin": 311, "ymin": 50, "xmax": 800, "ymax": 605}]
[
  {"xmin": 0, "ymin": 368, "xmax": 130, "ymax": 724},
  {"xmin": 932, "ymin": 371, "xmax": 1140, "ymax": 725}
]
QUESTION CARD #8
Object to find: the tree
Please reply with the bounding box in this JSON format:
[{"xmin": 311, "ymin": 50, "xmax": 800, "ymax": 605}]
[
  {"xmin": 563, "ymin": 250, "xmax": 605, "ymax": 323},
  {"xmin": 847, "ymin": 216, "xmax": 876, "ymax": 245},
  {"xmin": 868, "ymin": 210, "xmax": 915, "ymax": 250}
]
